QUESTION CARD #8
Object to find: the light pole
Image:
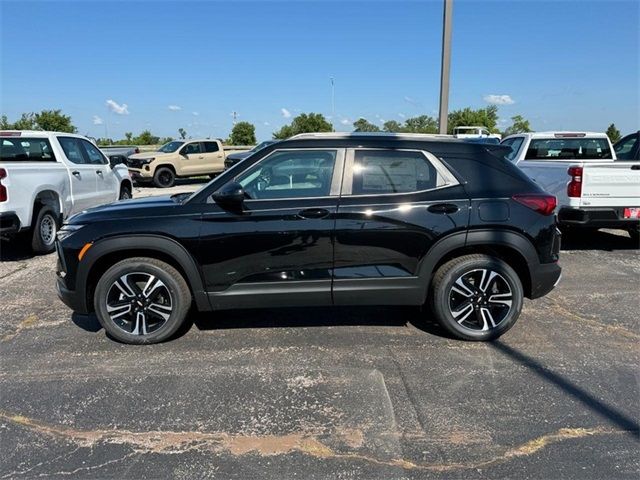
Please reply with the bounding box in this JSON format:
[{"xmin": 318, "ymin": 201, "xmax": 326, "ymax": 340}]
[{"xmin": 438, "ymin": 0, "xmax": 453, "ymax": 134}]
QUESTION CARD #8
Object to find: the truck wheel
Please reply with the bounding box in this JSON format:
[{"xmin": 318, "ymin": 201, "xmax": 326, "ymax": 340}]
[
  {"xmin": 429, "ymin": 254, "xmax": 523, "ymax": 341},
  {"xmin": 31, "ymin": 206, "xmax": 58, "ymax": 254},
  {"xmin": 153, "ymin": 168, "xmax": 175, "ymax": 188},
  {"xmin": 628, "ymin": 227, "xmax": 639, "ymax": 246},
  {"xmin": 93, "ymin": 257, "xmax": 192, "ymax": 344},
  {"xmin": 119, "ymin": 183, "xmax": 132, "ymax": 200}
]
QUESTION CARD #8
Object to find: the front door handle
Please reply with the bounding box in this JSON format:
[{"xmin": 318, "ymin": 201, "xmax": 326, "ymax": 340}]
[
  {"xmin": 96, "ymin": 170, "xmax": 103, "ymax": 175},
  {"xmin": 297, "ymin": 208, "xmax": 330, "ymax": 219},
  {"xmin": 428, "ymin": 203, "xmax": 459, "ymax": 214},
  {"xmin": 72, "ymin": 171, "xmax": 80, "ymax": 177},
  {"xmin": 631, "ymin": 165, "xmax": 640, "ymax": 170}
]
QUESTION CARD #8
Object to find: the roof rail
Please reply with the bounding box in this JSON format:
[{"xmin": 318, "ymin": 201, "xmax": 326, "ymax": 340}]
[{"xmin": 289, "ymin": 132, "xmax": 454, "ymax": 140}]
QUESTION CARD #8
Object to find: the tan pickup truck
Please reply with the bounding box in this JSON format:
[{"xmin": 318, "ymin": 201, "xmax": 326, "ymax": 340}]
[{"xmin": 127, "ymin": 139, "xmax": 227, "ymax": 187}]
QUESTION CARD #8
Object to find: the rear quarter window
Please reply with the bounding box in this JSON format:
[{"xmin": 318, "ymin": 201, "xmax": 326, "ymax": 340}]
[{"xmin": 0, "ymin": 138, "xmax": 56, "ymax": 162}]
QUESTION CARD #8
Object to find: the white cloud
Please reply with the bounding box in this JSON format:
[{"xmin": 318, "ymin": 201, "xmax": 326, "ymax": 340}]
[
  {"xmin": 92, "ymin": 115, "xmax": 103, "ymax": 125},
  {"xmin": 398, "ymin": 113, "xmax": 405, "ymax": 118},
  {"xmin": 340, "ymin": 118, "xmax": 350, "ymax": 125},
  {"xmin": 192, "ymin": 111, "xmax": 199, "ymax": 116},
  {"xmin": 264, "ymin": 121, "xmax": 271, "ymax": 126},
  {"xmin": 281, "ymin": 108, "xmax": 291, "ymax": 118},
  {"xmin": 168, "ymin": 105, "xmax": 182, "ymax": 111},
  {"xmin": 483, "ymin": 94, "xmax": 515, "ymax": 105},
  {"xmin": 105, "ymin": 99, "xmax": 129, "ymax": 115},
  {"xmin": 404, "ymin": 96, "xmax": 422, "ymax": 107}
]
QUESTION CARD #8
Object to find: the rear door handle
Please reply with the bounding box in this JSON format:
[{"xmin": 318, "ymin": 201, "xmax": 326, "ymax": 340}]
[
  {"xmin": 427, "ymin": 203, "xmax": 459, "ymax": 214},
  {"xmin": 631, "ymin": 165, "xmax": 640, "ymax": 170},
  {"xmin": 72, "ymin": 171, "xmax": 80, "ymax": 177},
  {"xmin": 297, "ymin": 208, "xmax": 330, "ymax": 219}
]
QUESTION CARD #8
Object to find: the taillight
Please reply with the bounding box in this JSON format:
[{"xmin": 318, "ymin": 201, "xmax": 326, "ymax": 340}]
[
  {"xmin": 0, "ymin": 168, "xmax": 7, "ymax": 202},
  {"xmin": 513, "ymin": 194, "xmax": 557, "ymax": 216},
  {"xmin": 567, "ymin": 166, "xmax": 583, "ymax": 198}
]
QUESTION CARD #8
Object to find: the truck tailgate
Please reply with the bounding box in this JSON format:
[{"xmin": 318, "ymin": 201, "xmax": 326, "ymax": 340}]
[{"xmin": 579, "ymin": 162, "xmax": 640, "ymax": 207}]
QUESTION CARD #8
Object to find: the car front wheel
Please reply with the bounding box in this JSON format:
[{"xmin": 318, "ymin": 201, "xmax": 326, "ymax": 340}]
[
  {"xmin": 93, "ymin": 257, "xmax": 191, "ymax": 344},
  {"xmin": 153, "ymin": 167, "xmax": 175, "ymax": 188},
  {"xmin": 430, "ymin": 254, "xmax": 524, "ymax": 341}
]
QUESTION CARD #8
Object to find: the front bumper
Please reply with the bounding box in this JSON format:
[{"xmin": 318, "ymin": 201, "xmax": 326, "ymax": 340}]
[
  {"xmin": 56, "ymin": 277, "xmax": 89, "ymax": 313},
  {"xmin": 128, "ymin": 168, "xmax": 153, "ymax": 180},
  {"xmin": 0, "ymin": 211, "xmax": 22, "ymax": 236},
  {"xmin": 558, "ymin": 207, "xmax": 640, "ymax": 229}
]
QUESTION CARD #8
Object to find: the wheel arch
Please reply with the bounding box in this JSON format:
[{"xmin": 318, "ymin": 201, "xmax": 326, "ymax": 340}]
[
  {"xmin": 32, "ymin": 189, "xmax": 63, "ymax": 225},
  {"xmin": 418, "ymin": 229, "xmax": 537, "ymax": 299},
  {"xmin": 78, "ymin": 235, "xmax": 209, "ymax": 313}
]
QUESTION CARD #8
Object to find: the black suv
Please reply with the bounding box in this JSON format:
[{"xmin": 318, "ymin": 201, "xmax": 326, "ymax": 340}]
[{"xmin": 56, "ymin": 133, "xmax": 561, "ymax": 344}]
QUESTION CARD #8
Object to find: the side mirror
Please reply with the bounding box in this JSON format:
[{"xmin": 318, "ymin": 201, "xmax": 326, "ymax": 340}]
[{"xmin": 213, "ymin": 182, "xmax": 245, "ymax": 208}]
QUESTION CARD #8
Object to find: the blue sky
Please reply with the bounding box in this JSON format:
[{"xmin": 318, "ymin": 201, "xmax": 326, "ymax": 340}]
[{"xmin": 1, "ymin": 0, "xmax": 638, "ymax": 141}]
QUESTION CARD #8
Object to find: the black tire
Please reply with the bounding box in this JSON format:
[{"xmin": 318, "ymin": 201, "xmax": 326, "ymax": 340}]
[
  {"xmin": 153, "ymin": 167, "xmax": 175, "ymax": 188},
  {"xmin": 628, "ymin": 227, "xmax": 639, "ymax": 246},
  {"xmin": 30, "ymin": 206, "xmax": 58, "ymax": 254},
  {"xmin": 430, "ymin": 254, "xmax": 524, "ymax": 341},
  {"xmin": 93, "ymin": 257, "xmax": 191, "ymax": 344},
  {"xmin": 119, "ymin": 183, "xmax": 132, "ymax": 200}
]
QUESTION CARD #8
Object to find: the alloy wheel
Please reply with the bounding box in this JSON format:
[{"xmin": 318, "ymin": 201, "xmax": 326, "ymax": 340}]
[
  {"xmin": 448, "ymin": 268, "xmax": 513, "ymax": 331},
  {"xmin": 105, "ymin": 272, "xmax": 173, "ymax": 336}
]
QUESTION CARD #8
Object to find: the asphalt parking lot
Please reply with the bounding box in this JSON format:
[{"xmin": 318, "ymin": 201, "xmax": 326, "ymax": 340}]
[{"xmin": 1, "ymin": 182, "xmax": 638, "ymax": 479}]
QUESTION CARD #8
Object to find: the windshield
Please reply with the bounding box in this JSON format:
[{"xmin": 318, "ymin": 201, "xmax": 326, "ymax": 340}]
[{"xmin": 157, "ymin": 141, "xmax": 184, "ymax": 153}]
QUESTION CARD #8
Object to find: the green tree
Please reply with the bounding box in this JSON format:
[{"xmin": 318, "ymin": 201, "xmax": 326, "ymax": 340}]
[
  {"xmin": 352, "ymin": 118, "xmax": 380, "ymax": 132},
  {"xmin": 124, "ymin": 132, "xmax": 133, "ymax": 142},
  {"xmin": 273, "ymin": 113, "xmax": 333, "ymax": 139},
  {"xmin": 133, "ymin": 130, "xmax": 160, "ymax": 145},
  {"xmin": 229, "ymin": 121, "xmax": 256, "ymax": 145},
  {"xmin": 383, "ymin": 120, "xmax": 403, "ymax": 133},
  {"xmin": 503, "ymin": 115, "xmax": 532, "ymax": 136},
  {"xmin": 0, "ymin": 115, "xmax": 11, "ymax": 129},
  {"xmin": 447, "ymin": 106, "xmax": 499, "ymax": 134},
  {"xmin": 178, "ymin": 128, "xmax": 187, "ymax": 140},
  {"xmin": 33, "ymin": 109, "xmax": 76, "ymax": 133},
  {"xmin": 11, "ymin": 113, "xmax": 37, "ymax": 130},
  {"xmin": 402, "ymin": 115, "xmax": 438, "ymax": 133},
  {"xmin": 159, "ymin": 137, "xmax": 174, "ymax": 145},
  {"xmin": 606, "ymin": 123, "xmax": 621, "ymax": 143}
]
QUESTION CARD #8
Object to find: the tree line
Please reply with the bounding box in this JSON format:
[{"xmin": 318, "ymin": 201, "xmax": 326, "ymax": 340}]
[{"xmin": 1, "ymin": 109, "xmax": 625, "ymax": 145}]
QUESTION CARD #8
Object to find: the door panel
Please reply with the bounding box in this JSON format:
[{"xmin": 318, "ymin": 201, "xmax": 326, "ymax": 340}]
[
  {"xmin": 79, "ymin": 139, "xmax": 118, "ymax": 205},
  {"xmin": 332, "ymin": 148, "xmax": 470, "ymax": 305},
  {"xmin": 57, "ymin": 137, "xmax": 97, "ymax": 214},
  {"xmin": 179, "ymin": 142, "xmax": 204, "ymax": 176},
  {"xmin": 196, "ymin": 148, "xmax": 344, "ymax": 310},
  {"xmin": 202, "ymin": 141, "xmax": 225, "ymax": 173}
]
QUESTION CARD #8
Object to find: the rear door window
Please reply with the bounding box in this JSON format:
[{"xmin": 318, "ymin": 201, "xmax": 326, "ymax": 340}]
[
  {"xmin": 525, "ymin": 138, "xmax": 612, "ymax": 160},
  {"xmin": 58, "ymin": 137, "xmax": 88, "ymax": 164},
  {"xmin": 351, "ymin": 150, "xmax": 437, "ymax": 195},
  {"xmin": 0, "ymin": 138, "xmax": 56, "ymax": 161},
  {"xmin": 203, "ymin": 142, "xmax": 219, "ymax": 153}
]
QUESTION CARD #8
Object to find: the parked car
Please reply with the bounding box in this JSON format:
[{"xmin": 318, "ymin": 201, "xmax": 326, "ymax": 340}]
[
  {"xmin": 614, "ymin": 131, "xmax": 639, "ymax": 161},
  {"xmin": 453, "ymin": 126, "xmax": 502, "ymax": 141},
  {"xmin": 127, "ymin": 139, "xmax": 226, "ymax": 188},
  {"xmin": 56, "ymin": 132, "xmax": 561, "ymax": 344},
  {"xmin": 99, "ymin": 145, "xmax": 140, "ymax": 167},
  {"xmin": 0, "ymin": 131, "xmax": 132, "ymax": 253},
  {"xmin": 224, "ymin": 140, "xmax": 279, "ymax": 169},
  {"xmin": 502, "ymin": 132, "xmax": 640, "ymax": 240}
]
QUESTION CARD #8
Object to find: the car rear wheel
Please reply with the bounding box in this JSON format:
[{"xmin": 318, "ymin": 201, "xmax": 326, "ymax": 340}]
[
  {"xmin": 628, "ymin": 227, "xmax": 639, "ymax": 246},
  {"xmin": 430, "ymin": 254, "xmax": 523, "ymax": 341},
  {"xmin": 93, "ymin": 257, "xmax": 191, "ymax": 344},
  {"xmin": 31, "ymin": 206, "xmax": 58, "ymax": 254},
  {"xmin": 119, "ymin": 183, "xmax": 132, "ymax": 200},
  {"xmin": 153, "ymin": 167, "xmax": 175, "ymax": 188}
]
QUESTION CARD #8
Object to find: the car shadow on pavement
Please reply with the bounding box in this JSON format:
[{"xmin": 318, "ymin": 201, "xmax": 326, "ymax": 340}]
[
  {"xmin": 0, "ymin": 239, "xmax": 37, "ymax": 261},
  {"xmin": 491, "ymin": 341, "xmax": 640, "ymax": 435},
  {"xmin": 192, "ymin": 305, "xmax": 453, "ymax": 337},
  {"xmin": 71, "ymin": 313, "xmax": 103, "ymax": 333},
  {"xmin": 561, "ymin": 228, "xmax": 639, "ymax": 251}
]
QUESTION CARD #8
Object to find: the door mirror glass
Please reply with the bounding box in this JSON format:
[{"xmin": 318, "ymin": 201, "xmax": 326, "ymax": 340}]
[{"xmin": 213, "ymin": 181, "xmax": 245, "ymax": 207}]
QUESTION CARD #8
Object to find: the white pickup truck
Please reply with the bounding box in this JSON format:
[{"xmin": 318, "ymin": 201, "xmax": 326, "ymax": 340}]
[
  {"xmin": 0, "ymin": 131, "xmax": 132, "ymax": 253},
  {"xmin": 502, "ymin": 132, "xmax": 640, "ymax": 241}
]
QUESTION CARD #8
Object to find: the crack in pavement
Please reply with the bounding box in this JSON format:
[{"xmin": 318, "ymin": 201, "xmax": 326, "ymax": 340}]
[
  {"xmin": 0, "ymin": 410, "xmax": 631, "ymax": 474},
  {"xmin": 1, "ymin": 314, "xmax": 66, "ymax": 342}
]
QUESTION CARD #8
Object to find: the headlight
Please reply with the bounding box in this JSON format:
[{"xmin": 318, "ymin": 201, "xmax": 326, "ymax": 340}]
[
  {"xmin": 56, "ymin": 224, "xmax": 85, "ymax": 241},
  {"xmin": 141, "ymin": 158, "xmax": 155, "ymax": 164}
]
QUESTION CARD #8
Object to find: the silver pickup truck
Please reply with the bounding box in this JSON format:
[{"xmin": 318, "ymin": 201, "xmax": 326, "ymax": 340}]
[{"xmin": 99, "ymin": 145, "xmax": 140, "ymax": 166}]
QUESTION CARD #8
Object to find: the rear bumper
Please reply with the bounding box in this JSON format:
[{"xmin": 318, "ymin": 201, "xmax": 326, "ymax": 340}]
[
  {"xmin": 558, "ymin": 207, "xmax": 640, "ymax": 229},
  {"xmin": 0, "ymin": 211, "xmax": 22, "ymax": 236},
  {"xmin": 529, "ymin": 261, "xmax": 562, "ymax": 299}
]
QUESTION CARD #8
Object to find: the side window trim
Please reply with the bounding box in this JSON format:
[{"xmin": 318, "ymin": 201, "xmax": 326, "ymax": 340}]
[
  {"xmin": 233, "ymin": 148, "xmax": 346, "ymax": 202},
  {"xmin": 340, "ymin": 148, "xmax": 459, "ymax": 197}
]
